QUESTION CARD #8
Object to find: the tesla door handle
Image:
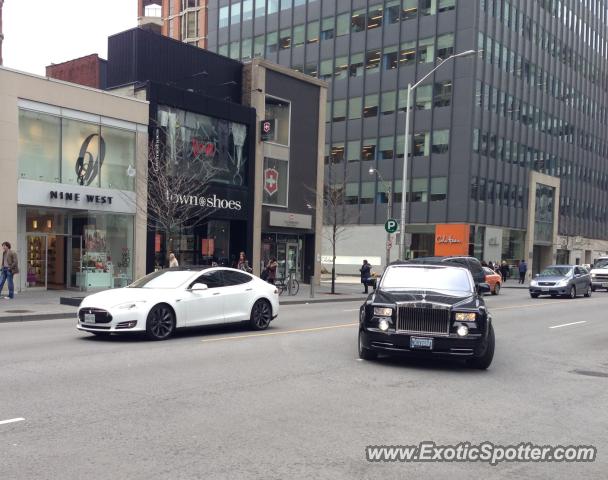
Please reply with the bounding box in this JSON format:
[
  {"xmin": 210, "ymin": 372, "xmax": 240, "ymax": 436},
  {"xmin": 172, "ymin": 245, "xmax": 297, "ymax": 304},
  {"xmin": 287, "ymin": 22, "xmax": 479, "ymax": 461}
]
[
  {"xmin": 245, "ymin": 288, "xmax": 253, "ymax": 291},
  {"xmin": 212, "ymin": 292, "xmax": 221, "ymax": 296}
]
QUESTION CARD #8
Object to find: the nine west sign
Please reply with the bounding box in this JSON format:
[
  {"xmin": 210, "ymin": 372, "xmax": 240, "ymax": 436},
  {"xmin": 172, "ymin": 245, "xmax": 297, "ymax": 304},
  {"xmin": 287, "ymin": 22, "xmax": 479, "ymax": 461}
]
[{"xmin": 18, "ymin": 179, "xmax": 136, "ymax": 214}]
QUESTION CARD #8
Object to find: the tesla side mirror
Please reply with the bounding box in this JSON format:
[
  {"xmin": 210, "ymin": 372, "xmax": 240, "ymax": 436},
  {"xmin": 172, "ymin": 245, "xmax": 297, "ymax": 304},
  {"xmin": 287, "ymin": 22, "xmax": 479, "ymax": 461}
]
[
  {"xmin": 190, "ymin": 283, "xmax": 208, "ymax": 291},
  {"xmin": 477, "ymin": 283, "xmax": 491, "ymax": 294}
]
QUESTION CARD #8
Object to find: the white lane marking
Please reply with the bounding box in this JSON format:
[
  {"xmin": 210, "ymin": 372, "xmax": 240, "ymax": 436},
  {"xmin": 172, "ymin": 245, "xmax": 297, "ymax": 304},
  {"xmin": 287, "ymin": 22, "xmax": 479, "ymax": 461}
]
[
  {"xmin": 0, "ymin": 418, "xmax": 25, "ymax": 426},
  {"xmin": 549, "ymin": 321, "xmax": 587, "ymax": 329}
]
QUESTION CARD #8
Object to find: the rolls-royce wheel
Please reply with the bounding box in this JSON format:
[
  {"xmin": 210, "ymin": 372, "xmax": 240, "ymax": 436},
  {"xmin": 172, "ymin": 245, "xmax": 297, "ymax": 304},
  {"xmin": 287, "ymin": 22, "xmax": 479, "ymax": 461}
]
[
  {"xmin": 145, "ymin": 304, "xmax": 175, "ymax": 341},
  {"xmin": 468, "ymin": 324, "xmax": 495, "ymax": 370},
  {"xmin": 250, "ymin": 299, "xmax": 272, "ymax": 330},
  {"xmin": 492, "ymin": 283, "xmax": 500, "ymax": 295},
  {"xmin": 358, "ymin": 330, "xmax": 377, "ymax": 360},
  {"xmin": 584, "ymin": 285, "xmax": 592, "ymax": 297},
  {"xmin": 591, "ymin": 286, "xmax": 596, "ymax": 292},
  {"xmin": 530, "ymin": 293, "xmax": 539, "ymax": 298}
]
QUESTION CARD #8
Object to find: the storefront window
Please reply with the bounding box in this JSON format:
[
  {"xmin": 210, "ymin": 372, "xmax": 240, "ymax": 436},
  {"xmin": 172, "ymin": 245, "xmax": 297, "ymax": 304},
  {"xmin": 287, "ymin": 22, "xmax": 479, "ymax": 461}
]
[
  {"xmin": 534, "ymin": 184, "xmax": 554, "ymax": 243},
  {"xmin": 263, "ymin": 157, "xmax": 288, "ymax": 206},
  {"xmin": 61, "ymin": 118, "xmax": 102, "ymax": 187},
  {"xmin": 157, "ymin": 105, "xmax": 249, "ymax": 186},
  {"xmin": 100, "ymin": 126, "xmax": 136, "ymax": 191},
  {"xmin": 18, "ymin": 110, "xmax": 61, "ymax": 183}
]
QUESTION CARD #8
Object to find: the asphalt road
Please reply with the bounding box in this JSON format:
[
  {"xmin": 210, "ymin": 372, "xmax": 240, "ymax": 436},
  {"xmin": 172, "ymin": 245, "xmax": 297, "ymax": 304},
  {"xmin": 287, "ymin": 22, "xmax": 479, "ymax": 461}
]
[{"xmin": 1, "ymin": 288, "xmax": 607, "ymax": 480}]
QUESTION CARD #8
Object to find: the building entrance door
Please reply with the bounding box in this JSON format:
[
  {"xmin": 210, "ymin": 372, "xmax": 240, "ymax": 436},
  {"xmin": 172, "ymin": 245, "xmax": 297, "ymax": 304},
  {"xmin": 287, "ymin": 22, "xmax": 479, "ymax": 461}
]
[
  {"xmin": 24, "ymin": 234, "xmax": 83, "ymax": 290},
  {"xmin": 25, "ymin": 235, "xmax": 48, "ymax": 289},
  {"xmin": 286, "ymin": 242, "xmax": 299, "ymax": 279}
]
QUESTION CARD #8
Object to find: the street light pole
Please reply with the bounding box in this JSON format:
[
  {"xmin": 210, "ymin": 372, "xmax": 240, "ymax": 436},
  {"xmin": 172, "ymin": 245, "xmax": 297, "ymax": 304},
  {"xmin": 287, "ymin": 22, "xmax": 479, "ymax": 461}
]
[
  {"xmin": 369, "ymin": 168, "xmax": 392, "ymax": 269},
  {"xmin": 398, "ymin": 49, "xmax": 478, "ymax": 260}
]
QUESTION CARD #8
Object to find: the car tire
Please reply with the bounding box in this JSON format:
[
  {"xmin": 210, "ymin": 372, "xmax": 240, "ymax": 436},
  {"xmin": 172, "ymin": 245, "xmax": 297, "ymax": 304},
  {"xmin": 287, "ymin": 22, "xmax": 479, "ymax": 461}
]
[
  {"xmin": 145, "ymin": 304, "xmax": 175, "ymax": 341},
  {"xmin": 250, "ymin": 299, "xmax": 272, "ymax": 330},
  {"xmin": 530, "ymin": 293, "xmax": 539, "ymax": 298},
  {"xmin": 591, "ymin": 286, "xmax": 596, "ymax": 292},
  {"xmin": 468, "ymin": 324, "xmax": 495, "ymax": 370},
  {"xmin": 358, "ymin": 330, "xmax": 377, "ymax": 360},
  {"xmin": 567, "ymin": 286, "xmax": 576, "ymax": 299},
  {"xmin": 491, "ymin": 283, "xmax": 500, "ymax": 295},
  {"xmin": 584, "ymin": 285, "xmax": 592, "ymax": 297}
]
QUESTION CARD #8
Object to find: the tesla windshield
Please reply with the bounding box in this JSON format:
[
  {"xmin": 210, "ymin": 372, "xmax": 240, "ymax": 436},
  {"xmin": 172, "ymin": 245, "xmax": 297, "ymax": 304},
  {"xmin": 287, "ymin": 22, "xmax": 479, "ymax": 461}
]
[
  {"xmin": 380, "ymin": 266, "xmax": 473, "ymax": 294},
  {"xmin": 128, "ymin": 270, "xmax": 196, "ymax": 289}
]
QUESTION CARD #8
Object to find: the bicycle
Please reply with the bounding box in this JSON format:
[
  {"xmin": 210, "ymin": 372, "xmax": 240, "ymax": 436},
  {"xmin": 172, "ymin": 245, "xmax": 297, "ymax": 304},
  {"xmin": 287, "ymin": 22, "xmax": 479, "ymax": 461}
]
[{"xmin": 276, "ymin": 272, "xmax": 300, "ymax": 296}]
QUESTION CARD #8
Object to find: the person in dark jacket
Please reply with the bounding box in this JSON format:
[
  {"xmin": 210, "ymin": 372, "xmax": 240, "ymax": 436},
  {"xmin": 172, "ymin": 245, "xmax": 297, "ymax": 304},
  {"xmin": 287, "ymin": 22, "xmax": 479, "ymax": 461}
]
[
  {"xmin": 500, "ymin": 261, "xmax": 509, "ymax": 282},
  {"xmin": 265, "ymin": 257, "xmax": 278, "ymax": 284},
  {"xmin": 0, "ymin": 241, "xmax": 19, "ymax": 299},
  {"xmin": 360, "ymin": 259, "xmax": 372, "ymax": 294},
  {"xmin": 518, "ymin": 260, "xmax": 528, "ymax": 284}
]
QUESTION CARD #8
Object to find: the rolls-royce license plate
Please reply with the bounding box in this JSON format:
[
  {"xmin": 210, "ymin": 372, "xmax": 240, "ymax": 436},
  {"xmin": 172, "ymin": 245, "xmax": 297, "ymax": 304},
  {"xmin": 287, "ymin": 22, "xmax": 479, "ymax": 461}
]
[
  {"xmin": 84, "ymin": 314, "xmax": 96, "ymax": 324},
  {"xmin": 410, "ymin": 337, "xmax": 433, "ymax": 350}
]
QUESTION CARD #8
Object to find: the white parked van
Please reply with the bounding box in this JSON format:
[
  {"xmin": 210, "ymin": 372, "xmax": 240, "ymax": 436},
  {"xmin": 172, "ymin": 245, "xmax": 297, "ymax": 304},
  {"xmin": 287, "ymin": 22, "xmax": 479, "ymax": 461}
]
[{"xmin": 590, "ymin": 257, "xmax": 608, "ymax": 291}]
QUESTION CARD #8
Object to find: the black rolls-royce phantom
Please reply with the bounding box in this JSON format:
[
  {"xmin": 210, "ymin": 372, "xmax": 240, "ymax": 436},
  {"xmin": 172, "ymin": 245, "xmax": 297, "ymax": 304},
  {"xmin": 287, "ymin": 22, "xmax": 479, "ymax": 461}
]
[{"xmin": 358, "ymin": 263, "xmax": 495, "ymax": 369}]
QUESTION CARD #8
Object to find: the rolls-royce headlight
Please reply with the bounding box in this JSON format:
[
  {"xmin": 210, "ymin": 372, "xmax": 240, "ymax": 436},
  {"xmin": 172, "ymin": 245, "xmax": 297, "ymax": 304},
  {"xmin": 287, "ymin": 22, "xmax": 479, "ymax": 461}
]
[
  {"xmin": 374, "ymin": 307, "xmax": 393, "ymax": 317},
  {"xmin": 378, "ymin": 319, "xmax": 390, "ymax": 331},
  {"xmin": 454, "ymin": 312, "xmax": 476, "ymax": 322},
  {"xmin": 530, "ymin": 279, "xmax": 538, "ymax": 286}
]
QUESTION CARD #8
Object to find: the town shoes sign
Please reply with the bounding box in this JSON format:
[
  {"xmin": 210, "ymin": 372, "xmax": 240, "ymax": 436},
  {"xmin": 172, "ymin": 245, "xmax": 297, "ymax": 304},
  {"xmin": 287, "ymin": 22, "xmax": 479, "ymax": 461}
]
[{"xmin": 165, "ymin": 190, "xmax": 243, "ymax": 211}]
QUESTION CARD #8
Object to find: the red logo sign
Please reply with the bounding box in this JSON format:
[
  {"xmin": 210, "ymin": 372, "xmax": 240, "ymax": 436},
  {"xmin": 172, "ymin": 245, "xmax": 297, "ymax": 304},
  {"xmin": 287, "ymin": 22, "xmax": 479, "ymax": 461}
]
[
  {"xmin": 191, "ymin": 138, "xmax": 216, "ymax": 158},
  {"xmin": 263, "ymin": 121, "xmax": 272, "ymax": 134},
  {"xmin": 264, "ymin": 168, "xmax": 279, "ymax": 196}
]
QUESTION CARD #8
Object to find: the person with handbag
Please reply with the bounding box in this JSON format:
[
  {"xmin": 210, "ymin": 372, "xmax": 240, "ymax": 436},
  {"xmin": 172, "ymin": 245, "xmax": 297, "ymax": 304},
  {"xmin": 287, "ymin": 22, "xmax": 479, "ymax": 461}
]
[
  {"xmin": 237, "ymin": 251, "xmax": 253, "ymax": 273},
  {"xmin": 360, "ymin": 259, "xmax": 372, "ymax": 294},
  {"xmin": 0, "ymin": 241, "xmax": 19, "ymax": 299},
  {"xmin": 264, "ymin": 257, "xmax": 278, "ymax": 284}
]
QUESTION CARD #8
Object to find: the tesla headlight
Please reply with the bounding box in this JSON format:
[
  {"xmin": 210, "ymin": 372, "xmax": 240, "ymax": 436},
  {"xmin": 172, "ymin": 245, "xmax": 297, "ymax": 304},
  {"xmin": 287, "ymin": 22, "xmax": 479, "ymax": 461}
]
[
  {"xmin": 454, "ymin": 312, "xmax": 476, "ymax": 322},
  {"xmin": 117, "ymin": 301, "xmax": 146, "ymax": 310},
  {"xmin": 373, "ymin": 307, "xmax": 393, "ymax": 317},
  {"xmin": 378, "ymin": 319, "xmax": 390, "ymax": 331}
]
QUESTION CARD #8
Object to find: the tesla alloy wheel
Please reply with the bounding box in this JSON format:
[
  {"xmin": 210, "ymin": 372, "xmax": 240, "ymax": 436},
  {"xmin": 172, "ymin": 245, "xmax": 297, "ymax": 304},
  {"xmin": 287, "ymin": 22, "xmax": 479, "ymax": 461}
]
[
  {"xmin": 250, "ymin": 300, "xmax": 272, "ymax": 330},
  {"xmin": 146, "ymin": 304, "xmax": 176, "ymax": 340}
]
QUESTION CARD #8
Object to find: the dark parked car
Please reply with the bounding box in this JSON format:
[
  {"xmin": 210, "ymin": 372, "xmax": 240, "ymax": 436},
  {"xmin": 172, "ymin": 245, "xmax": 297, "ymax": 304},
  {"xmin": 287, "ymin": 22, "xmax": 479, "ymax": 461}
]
[
  {"xmin": 404, "ymin": 256, "xmax": 486, "ymax": 286},
  {"xmin": 529, "ymin": 265, "xmax": 592, "ymax": 299},
  {"xmin": 358, "ymin": 263, "xmax": 495, "ymax": 369}
]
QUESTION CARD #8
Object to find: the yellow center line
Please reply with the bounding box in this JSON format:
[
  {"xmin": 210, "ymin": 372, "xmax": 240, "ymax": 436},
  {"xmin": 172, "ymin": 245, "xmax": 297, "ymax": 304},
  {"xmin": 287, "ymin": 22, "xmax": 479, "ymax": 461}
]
[{"xmin": 201, "ymin": 323, "xmax": 358, "ymax": 343}]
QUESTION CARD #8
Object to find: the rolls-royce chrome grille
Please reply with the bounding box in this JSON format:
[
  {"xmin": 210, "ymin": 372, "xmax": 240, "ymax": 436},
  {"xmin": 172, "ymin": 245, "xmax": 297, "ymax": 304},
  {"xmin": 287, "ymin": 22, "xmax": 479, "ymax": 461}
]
[{"xmin": 397, "ymin": 305, "xmax": 450, "ymax": 335}]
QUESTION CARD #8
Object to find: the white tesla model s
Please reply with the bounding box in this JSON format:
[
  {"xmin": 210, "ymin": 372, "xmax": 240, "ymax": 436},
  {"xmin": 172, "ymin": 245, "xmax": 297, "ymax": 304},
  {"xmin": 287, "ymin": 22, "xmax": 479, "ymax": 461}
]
[{"xmin": 76, "ymin": 267, "xmax": 279, "ymax": 340}]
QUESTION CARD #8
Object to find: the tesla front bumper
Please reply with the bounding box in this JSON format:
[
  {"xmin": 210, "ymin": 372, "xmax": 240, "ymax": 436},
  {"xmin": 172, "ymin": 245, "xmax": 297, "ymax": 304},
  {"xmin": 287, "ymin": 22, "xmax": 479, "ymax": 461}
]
[{"xmin": 76, "ymin": 306, "xmax": 147, "ymax": 333}]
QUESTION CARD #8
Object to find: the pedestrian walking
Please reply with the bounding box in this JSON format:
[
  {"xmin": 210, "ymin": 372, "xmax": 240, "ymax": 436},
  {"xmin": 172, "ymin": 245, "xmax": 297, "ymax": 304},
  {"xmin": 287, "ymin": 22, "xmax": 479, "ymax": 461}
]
[
  {"xmin": 0, "ymin": 241, "xmax": 19, "ymax": 299},
  {"xmin": 360, "ymin": 259, "xmax": 372, "ymax": 294},
  {"xmin": 265, "ymin": 257, "xmax": 278, "ymax": 284},
  {"xmin": 169, "ymin": 252, "xmax": 179, "ymax": 267},
  {"xmin": 237, "ymin": 251, "xmax": 253, "ymax": 273},
  {"xmin": 518, "ymin": 259, "xmax": 528, "ymax": 284},
  {"xmin": 500, "ymin": 261, "xmax": 509, "ymax": 282}
]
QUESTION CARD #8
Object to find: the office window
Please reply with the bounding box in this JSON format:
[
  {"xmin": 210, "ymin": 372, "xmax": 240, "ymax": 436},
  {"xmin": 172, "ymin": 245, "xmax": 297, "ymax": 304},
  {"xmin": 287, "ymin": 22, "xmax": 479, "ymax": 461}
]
[
  {"xmin": 229, "ymin": 41, "xmax": 240, "ymax": 59},
  {"xmin": 360, "ymin": 182, "xmax": 375, "ymax": 204},
  {"xmin": 379, "ymin": 136, "xmax": 394, "ymax": 159},
  {"xmin": 255, "ymin": 0, "xmax": 265, "ymax": 17},
  {"xmin": 366, "ymin": 49, "xmax": 381, "ymax": 74},
  {"xmin": 268, "ymin": 0, "xmax": 278, "ymax": 14},
  {"xmin": 334, "ymin": 55, "xmax": 349, "ymax": 80},
  {"xmin": 413, "ymin": 132, "xmax": 430, "ymax": 156},
  {"xmin": 383, "ymin": 45, "xmax": 399, "ymax": 70},
  {"xmin": 266, "ymin": 32, "xmax": 278, "ymax": 54},
  {"xmin": 363, "ymin": 94, "xmax": 379, "ymax": 118},
  {"xmin": 218, "ymin": 44, "xmax": 228, "ymax": 56},
  {"xmin": 437, "ymin": 33, "xmax": 454, "ymax": 59},
  {"xmin": 402, "ymin": 0, "xmax": 418, "ymax": 19},
  {"xmin": 281, "ymin": 0, "xmax": 292, "ymax": 10},
  {"xmin": 293, "ymin": 0, "xmax": 305, "ymax": 5},
  {"xmin": 254, "ymin": 35, "xmax": 265, "ymax": 57},
  {"xmin": 219, "ymin": 6, "xmax": 229, "ymax": 27},
  {"xmin": 243, "ymin": 0, "xmax": 253, "ymax": 21},
  {"xmin": 348, "ymin": 97, "xmax": 362, "ymax": 119},
  {"xmin": 415, "ymin": 85, "xmax": 433, "ymax": 110},
  {"xmin": 397, "ymin": 89, "xmax": 409, "ymax": 112},
  {"xmin": 411, "ymin": 178, "xmax": 428, "ymax": 202},
  {"xmin": 231, "ymin": 2, "xmax": 241, "ymax": 25},
  {"xmin": 430, "ymin": 177, "xmax": 447, "ymax": 201},
  {"xmin": 241, "ymin": 38, "xmax": 252, "ymax": 60},
  {"xmin": 345, "ymin": 183, "xmax": 359, "ymax": 204},
  {"xmin": 319, "ymin": 60, "xmax": 333, "ymax": 80},
  {"xmin": 347, "ymin": 140, "xmax": 361, "ymax": 162},
  {"xmin": 351, "ymin": 8, "xmax": 366, "ymax": 33},
  {"xmin": 279, "ymin": 28, "xmax": 291, "ymax": 50},
  {"xmin": 400, "ymin": 40, "xmax": 416, "ymax": 65},
  {"xmin": 438, "ymin": 0, "xmax": 456, "ymax": 12},
  {"xmin": 432, "ymin": 129, "xmax": 449, "ymax": 154},
  {"xmin": 421, "ymin": 0, "xmax": 437, "ymax": 16},
  {"xmin": 333, "ymin": 100, "xmax": 347, "ymax": 122},
  {"xmin": 337, "ymin": 13, "xmax": 350, "ymax": 36},
  {"xmin": 381, "ymin": 91, "xmax": 396, "ymax": 115},
  {"xmin": 418, "ymin": 37, "xmax": 435, "ymax": 63},
  {"xmin": 330, "ymin": 142, "xmax": 345, "ymax": 163},
  {"xmin": 470, "ymin": 176, "xmax": 479, "ymax": 200},
  {"xmin": 472, "ymin": 128, "xmax": 479, "ymax": 152},
  {"xmin": 434, "ymin": 80, "xmax": 452, "ymax": 107},
  {"xmin": 361, "ymin": 139, "xmax": 377, "ymax": 161},
  {"xmin": 321, "ymin": 17, "xmax": 335, "ymax": 40},
  {"xmin": 293, "ymin": 25, "xmax": 305, "ymax": 47},
  {"xmin": 350, "ymin": 53, "xmax": 365, "ymax": 77},
  {"xmin": 307, "ymin": 20, "xmax": 319, "ymax": 44},
  {"xmin": 367, "ymin": 4, "xmax": 383, "ymax": 30},
  {"xmin": 386, "ymin": 0, "xmax": 401, "ymax": 24}
]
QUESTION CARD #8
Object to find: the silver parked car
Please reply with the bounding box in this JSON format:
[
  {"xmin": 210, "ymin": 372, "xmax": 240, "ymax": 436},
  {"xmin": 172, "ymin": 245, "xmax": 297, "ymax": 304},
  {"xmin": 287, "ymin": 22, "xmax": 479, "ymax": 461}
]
[{"xmin": 529, "ymin": 265, "xmax": 592, "ymax": 299}]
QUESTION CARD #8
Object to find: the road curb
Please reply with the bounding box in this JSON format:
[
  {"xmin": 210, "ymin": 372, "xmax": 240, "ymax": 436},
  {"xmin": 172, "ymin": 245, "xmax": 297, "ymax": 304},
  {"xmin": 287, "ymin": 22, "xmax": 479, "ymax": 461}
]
[
  {"xmin": 280, "ymin": 297, "xmax": 366, "ymax": 305},
  {"xmin": 0, "ymin": 312, "xmax": 76, "ymax": 323}
]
